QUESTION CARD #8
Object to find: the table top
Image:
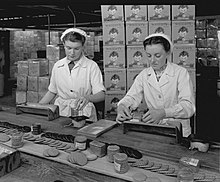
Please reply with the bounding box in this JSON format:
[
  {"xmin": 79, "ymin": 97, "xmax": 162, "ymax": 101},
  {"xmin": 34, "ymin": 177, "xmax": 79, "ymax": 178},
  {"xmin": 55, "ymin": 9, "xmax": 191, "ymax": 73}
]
[{"xmin": 0, "ymin": 106, "xmax": 219, "ymax": 181}]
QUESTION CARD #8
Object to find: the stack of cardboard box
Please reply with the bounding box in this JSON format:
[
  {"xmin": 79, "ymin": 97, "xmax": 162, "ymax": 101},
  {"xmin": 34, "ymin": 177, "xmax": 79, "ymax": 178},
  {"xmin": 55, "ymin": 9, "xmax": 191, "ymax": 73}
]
[{"xmin": 101, "ymin": 5, "xmax": 127, "ymax": 116}]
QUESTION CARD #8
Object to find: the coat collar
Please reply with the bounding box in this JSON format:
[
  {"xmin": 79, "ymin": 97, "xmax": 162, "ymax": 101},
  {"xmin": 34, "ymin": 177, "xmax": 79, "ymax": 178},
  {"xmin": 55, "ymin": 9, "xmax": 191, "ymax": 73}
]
[{"xmin": 146, "ymin": 61, "xmax": 175, "ymax": 92}]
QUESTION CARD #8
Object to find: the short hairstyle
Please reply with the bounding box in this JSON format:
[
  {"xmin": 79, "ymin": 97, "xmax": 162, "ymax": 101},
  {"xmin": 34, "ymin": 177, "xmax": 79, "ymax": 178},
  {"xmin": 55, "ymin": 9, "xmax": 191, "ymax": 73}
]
[{"xmin": 143, "ymin": 36, "xmax": 171, "ymax": 53}]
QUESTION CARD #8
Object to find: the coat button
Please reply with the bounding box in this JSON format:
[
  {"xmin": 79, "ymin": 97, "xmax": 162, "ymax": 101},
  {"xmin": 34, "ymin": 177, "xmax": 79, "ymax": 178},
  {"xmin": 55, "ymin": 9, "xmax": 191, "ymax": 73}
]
[{"xmin": 158, "ymin": 95, "xmax": 161, "ymax": 99}]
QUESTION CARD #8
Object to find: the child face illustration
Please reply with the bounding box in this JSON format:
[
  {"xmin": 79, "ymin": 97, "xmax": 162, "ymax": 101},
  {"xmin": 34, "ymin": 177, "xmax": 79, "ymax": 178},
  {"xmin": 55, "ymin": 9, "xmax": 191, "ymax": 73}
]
[
  {"xmin": 108, "ymin": 9, "xmax": 117, "ymax": 16},
  {"xmin": 132, "ymin": 8, "xmax": 140, "ymax": 15},
  {"xmin": 112, "ymin": 78, "xmax": 119, "ymax": 85},
  {"xmin": 110, "ymin": 32, "xmax": 118, "ymax": 39},
  {"xmin": 155, "ymin": 7, "xmax": 163, "ymax": 15},
  {"xmin": 179, "ymin": 7, "xmax": 188, "ymax": 14},
  {"xmin": 133, "ymin": 32, "xmax": 141, "ymax": 39},
  {"xmin": 111, "ymin": 102, "xmax": 118, "ymax": 109},
  {"xmin": 180, "ymin": 55, "xmax": 188, "ymax": 62},
  {"xmin": 134, "ymin": 55, "xmax": 142, "ymax": 62},
  {"xmin": 179, "ymin": 31, "xmax": 187, "ymax": 38},
  {"xmin": 110, "ymin": 55, "xmax": 118, "ymax": 62}
]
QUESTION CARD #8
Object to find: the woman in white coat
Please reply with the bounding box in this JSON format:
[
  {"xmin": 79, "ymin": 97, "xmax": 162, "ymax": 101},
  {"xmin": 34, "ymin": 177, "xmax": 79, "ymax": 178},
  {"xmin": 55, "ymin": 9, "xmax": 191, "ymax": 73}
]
[{"xmin": 116, "ymin": 33, "xmax": 195, "ymax": 137}]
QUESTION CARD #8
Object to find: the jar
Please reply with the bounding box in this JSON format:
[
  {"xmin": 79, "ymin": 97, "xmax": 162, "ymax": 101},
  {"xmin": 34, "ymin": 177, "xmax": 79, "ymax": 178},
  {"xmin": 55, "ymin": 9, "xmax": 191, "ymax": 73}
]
[
  {"xmin": 177, "ymin": 167, "xmax": 194, "ymax": 182},
  {"xmin": 113, "ymin": 152, "xmax": 129, "ymax": 174},
  {"xmin": 31, "ymin": 123, "xmax": 41, "ymax": 135},
  {"xmin": 11, "ymin": 131, "xmax": 24, "ymax": 148},
  {"xmin": 107, "ymin": 145, "xmax": 120, "ymax": 163},
  {"xmin": 74, "ymin": 135, "xmax": 87, "ymax": 150}
]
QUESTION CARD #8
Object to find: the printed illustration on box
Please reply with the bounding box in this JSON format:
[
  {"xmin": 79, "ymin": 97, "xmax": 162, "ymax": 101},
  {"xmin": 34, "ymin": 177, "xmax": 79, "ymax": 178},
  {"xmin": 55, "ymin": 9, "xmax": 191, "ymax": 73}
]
[
  {"xmin": 106, "ymin": 74, "xmax": 124, "ymax": 91},
  {"xmin": 103, "ymin": 5, "xmax": 123, "ymax": 21},
  {"xmin": 106, "ymin": 97, "xmax": 120, "ymax": 114},
  {"xmin": 155, "ymin": 27, "xmax": 165, "ymax": 34},
  {"xmin": 106, "ymin": 51, "xmax": 123, "ymax": 68},
  {"xmin": 150, "ymin": 5, "xmax": 169, "ymax": 20},
  {"xmin": 126, "ymin": 5, "xmax": 146, "ymax": 21},
  {"xmin": 128, "ymin": 27, "xmax": 143, "ymax": 44},
  {"xmin": 177, "ymin": 51, "xmax": 194, "ymax": 68},
  {"xmin": 105, "ymin": 28, "xmax": 123, "ymax": 45},
  {"xmin": 129, "ymin": 51, "xmax": 146, "ymax": 68},
  {"xmin": 173, "ymin": 5, "xmax": 195, "ymax": 20},
  {"xmin": 175, "ymin": 26, "xmax": 188, "ymax": 42}
]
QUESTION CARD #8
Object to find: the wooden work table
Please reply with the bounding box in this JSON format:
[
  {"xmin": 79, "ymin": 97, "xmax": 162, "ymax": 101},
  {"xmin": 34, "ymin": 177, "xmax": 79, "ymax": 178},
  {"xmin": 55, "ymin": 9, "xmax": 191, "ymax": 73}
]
[{"xmin": 0, "ymin": 106, "xmax": 219, "ymax": 182}]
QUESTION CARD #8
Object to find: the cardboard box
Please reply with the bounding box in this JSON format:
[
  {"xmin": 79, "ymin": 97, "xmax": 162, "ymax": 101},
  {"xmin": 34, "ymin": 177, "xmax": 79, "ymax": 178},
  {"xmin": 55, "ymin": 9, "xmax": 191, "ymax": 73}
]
[
  {"xmin": 38, "ymin": 76, "xmax": 50, "ymax": 92},
  {"xmin": 173, "ymin": 44, "xmax": 196, "ymax": 69},
  {"xmin": 105, "ymin": 93, "xmax": 125, "ymax": 114},
  {"xmin": 46, "ymin": 44, "xmax": 65, "ymax": 61},
  {"xmin": 27, "ymin": 91, "xmax": 39, "ymax": 103},
  {"xmin": 16, "ymin": 91, "xmax": 26, "ymax": 104},
  {"xmin": 172, "ymin": 5, "xmax": 195, "ymax": 20},
  {"xmin": 17, "ymin": 75, "xmax": 28, "ymax": 91},
  {"xmin": 45, "ymin": 31, "xmax": 62, "ymax": 45},
  {"xmin": 148, "ymin": 21, "xmax": 171, "ymax": 38},
  {"xmin": 0, "ymin": 143, "xmax": 21, "ymax": 177},
  {"xmin": 28, "ymin": 59, "xmax": 49, "ymax": 76},
  {"xmin": 126, "ymin": 46, "xmax": 149, "ymax": 69},
  {"xmin": 89, "ymin": 140, "xmax": 107, "ymax": 157},
  {"xmin": 28, "ymin": 76, "xmax": 38, "ymax": 91},
  {"xmin": 49, "ymin": 60, "xmax": 55, "ymax": 75},
  {"xmin": 103, "ymin": 45, "xmax": 125, "ymax": 70},
  {"xmin": 38, "ymin": 91, "xmax": 47, "ymax": 102},
  {"xmin": 125, "ymin": 21, "xmax": 148, "ymax": 45},
  {"xmin": 17, "ymin": 61, "xmax": 28, "ymax": 76},
  {"xmin": 103, "ymin": 22, "xmax": 125, "ymax": 46},
  {"xmin": 125, "ymin": 5, "xmax": 147, "ymax": 21},
  {"xmin": 148, "ymin": 5, "xmax": 170, "ymax": 21},
  {"xmin": 172, "ymin": 21, "xmax": 195, "ymax": 44},
  {"xmin": 187, "ymin": 68, "xmax": 196, "ymax": 92},
  {"xmin": 101, "ymin": 5, "xmax": 124, "ymax": 22},
  {"xmin": 104, "ymin": 69, "xmax": 126, "ymax": 94},
  {"xmin": 126, "ymin": 69, "xmax": 143, "ymax": 90}
]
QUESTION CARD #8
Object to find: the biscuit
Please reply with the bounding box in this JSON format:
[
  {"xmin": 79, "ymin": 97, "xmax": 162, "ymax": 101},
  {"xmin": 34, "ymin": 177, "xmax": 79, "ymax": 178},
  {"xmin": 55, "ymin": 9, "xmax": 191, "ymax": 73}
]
[{"xmin": 0, "ymin": 133, "xmax": 10, "ymax": 142}]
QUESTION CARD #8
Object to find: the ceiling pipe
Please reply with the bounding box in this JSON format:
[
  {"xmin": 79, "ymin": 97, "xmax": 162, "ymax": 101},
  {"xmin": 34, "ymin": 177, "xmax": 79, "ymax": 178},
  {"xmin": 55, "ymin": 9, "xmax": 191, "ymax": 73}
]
[
  {"xmin": 47, "ymin": 14, "xmax": 51, "ymax": 45},
  {"xmin": 67, "ymin": 5, "xmax": 76, "ymax": 27}
]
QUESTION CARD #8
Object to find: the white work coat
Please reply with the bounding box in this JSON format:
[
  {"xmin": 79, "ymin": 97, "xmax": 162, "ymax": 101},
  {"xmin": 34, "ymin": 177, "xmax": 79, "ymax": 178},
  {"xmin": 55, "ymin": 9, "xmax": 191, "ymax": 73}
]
[
  {"xmin": 118, "ymin": 61, "xmax": 195, "ymax": 137},
  {"xmin": 48, "ymin": 55, "xmax": 106, "ymax": 121}
]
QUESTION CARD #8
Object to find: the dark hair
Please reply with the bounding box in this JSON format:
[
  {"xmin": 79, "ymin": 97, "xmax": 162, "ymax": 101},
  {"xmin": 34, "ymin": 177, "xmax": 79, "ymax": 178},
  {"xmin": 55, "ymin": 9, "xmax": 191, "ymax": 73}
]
[
  {"xmin": 111, "ymin": 97, "xmax": 120, "ymax": 103},
  {"xmin": 111, "ymin": 74, "xmax": 120, "ymax": 80},
  {"xmin": 62, "ymin": 32, "xmax": 86, "ymax": 45},
  {"xmin": 143, "ymin": 36, "xmax": 171, "ymax": 53}
]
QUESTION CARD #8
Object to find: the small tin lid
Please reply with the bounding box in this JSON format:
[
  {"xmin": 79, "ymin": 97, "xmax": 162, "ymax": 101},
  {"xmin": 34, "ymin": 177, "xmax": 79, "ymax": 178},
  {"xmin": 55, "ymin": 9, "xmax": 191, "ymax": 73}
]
[
  {"xmin": 90, "ymin": 140, "xmax": 105, "ymax": 147},
  {"xmin": 75, "ymin": 135, "xmax": 87, "ymax": 143},
  {"xmin": 107, "ymin": 145, "xmax": 120, "ymax": 151},
  {"xmin": 114, "ymin": 153, "xmax": 127, "ymax": 161}
]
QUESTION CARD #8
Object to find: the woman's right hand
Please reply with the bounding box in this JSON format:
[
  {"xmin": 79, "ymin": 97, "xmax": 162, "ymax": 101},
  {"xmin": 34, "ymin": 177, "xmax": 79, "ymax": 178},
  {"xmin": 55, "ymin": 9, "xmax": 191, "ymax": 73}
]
[{"xmin": 116, "ymin": 104, "xmax": 132, "ymax": 124}]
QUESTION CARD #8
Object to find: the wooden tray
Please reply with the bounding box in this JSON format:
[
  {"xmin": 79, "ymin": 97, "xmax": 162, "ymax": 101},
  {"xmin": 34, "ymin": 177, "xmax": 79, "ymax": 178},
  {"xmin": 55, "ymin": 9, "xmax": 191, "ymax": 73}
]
[
  {"xmin": 122, "ymin": 121, "xmax": 183, "ymax": 143},
  {"xmin": 16, "ymin": 103, "xmax": 59, "ymax": 121}
]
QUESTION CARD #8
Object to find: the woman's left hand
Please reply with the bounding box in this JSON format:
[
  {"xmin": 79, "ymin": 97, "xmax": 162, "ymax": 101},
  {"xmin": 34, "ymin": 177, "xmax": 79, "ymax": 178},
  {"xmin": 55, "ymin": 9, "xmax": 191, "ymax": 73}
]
[
  {"xmin": 142, "ymin": 108, "xmax": 166, "ymax": 124},
  {"xmin": 75, "ymin": 97, "xmax": 89, "ymax": 110}
]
